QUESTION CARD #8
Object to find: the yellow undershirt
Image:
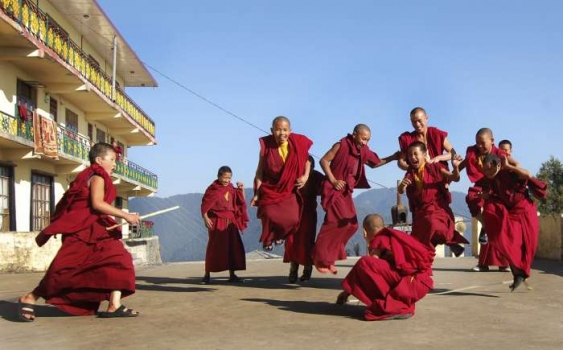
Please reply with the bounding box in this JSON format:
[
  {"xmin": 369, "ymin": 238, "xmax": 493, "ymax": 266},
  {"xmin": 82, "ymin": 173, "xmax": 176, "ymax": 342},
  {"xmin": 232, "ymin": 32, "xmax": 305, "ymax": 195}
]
[
  {"xmin": 414, "ymin": 163, "xmax": 425, "ymax": 192},
  {"xmin": 278, "ymin": 141, "xmax": 289, "ymax": 163}
]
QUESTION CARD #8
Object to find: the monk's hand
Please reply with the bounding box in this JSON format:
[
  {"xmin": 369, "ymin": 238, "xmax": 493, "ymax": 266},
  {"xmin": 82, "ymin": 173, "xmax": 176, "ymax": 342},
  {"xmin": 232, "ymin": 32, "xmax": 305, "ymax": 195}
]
[
  {"xmin": 478, "ymin": 191, "xmax": 490, "ymax": 200},
  {"xmin": 332, "ymin": 179, "xmax": 346, "ymax": 191},
  {"xmin": 452, "ymin": 158, "xmax": 461, "ymax": 168},
  {"xmin": 204, "ymin": 217, "xmax": 213, "ymax": 229},
  {"xmin": 125, "ymin": 212, "xmax": 140, "ymax": 226},
  {"xmin": 250, "ymin": 194, "xmax": 259, "ymax": 206},
  {"xmin": 295, "ymin": 175, "xmax": 308, "ymax": 189},
  {"xmin": 400, "ymin": 176, "xmax": 411, "ymax": 188},
  {"xmin": 236, "ymin": 181, "xmax": 245, "ymax": 190}
]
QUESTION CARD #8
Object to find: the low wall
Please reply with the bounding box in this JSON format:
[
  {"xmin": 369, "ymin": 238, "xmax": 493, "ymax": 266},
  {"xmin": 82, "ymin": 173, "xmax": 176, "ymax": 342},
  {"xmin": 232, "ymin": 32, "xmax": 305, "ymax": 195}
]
[
  {"xmin": 0, "ymin": 232, "xmax": 162, "ymax": 273},
  {"xmin": 536, "ymin": 214, "xmax": 563, "ymax": 261}
]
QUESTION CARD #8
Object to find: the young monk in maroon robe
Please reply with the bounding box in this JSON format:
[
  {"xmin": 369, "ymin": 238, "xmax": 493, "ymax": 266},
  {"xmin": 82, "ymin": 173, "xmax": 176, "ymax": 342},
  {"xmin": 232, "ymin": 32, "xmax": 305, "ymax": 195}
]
[
  {"xmin": 336, "ymin": 214, "xmax": 434, "ymax": 321},
  {"xmin": 251, "ymin": 116, "xmax": 313, "ymax": 251},
  {"xmin": 312, "ymin": 124, "xmax": 399, "ymax": 274},
  {"xmin": 398, "ymin": 141, "xmax": 469, "ymax": 256},
  {"xmin": 397, "ymin": 107, "xmax": 458, "ymax": 171},
  {"xmin": 284, "ymin": 156, "xmax": 324, "ymax": 283},
  {"xmin": 459, "ymin": 128, "xmax": 517, "ymax": 272},
  {"xmin": 478, "ymin": 154, "xmax": 540, "ymax": 292},
  {"xmin": 201, "ymin": 166, "xmax": 249, "ymax": 284},
  {"xmin": 17, "ymin": 143, "xmax": 141, "ymax": 322}
]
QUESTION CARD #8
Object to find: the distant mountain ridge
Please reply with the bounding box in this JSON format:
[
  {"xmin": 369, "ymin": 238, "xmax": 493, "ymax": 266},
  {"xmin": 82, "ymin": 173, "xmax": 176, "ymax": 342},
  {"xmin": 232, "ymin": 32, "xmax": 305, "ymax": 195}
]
[{"xmin": 129, "ymin": 188, "xmax": 472, "ymax": 263}]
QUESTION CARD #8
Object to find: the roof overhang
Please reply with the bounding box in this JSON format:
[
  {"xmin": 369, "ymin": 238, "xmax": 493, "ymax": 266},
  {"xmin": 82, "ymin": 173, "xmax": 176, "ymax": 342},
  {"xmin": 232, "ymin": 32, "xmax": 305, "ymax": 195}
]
[{"xmin": 48, "ymin": 0, "xmax": 158, "ymax": 87}]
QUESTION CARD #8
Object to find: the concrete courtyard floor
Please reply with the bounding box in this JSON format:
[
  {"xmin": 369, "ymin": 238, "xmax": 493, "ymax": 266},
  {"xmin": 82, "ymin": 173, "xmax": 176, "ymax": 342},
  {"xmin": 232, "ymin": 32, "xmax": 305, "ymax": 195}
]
[{"xmin": 0, "ymin": 256, "xmax": 562, "ymax": 350}]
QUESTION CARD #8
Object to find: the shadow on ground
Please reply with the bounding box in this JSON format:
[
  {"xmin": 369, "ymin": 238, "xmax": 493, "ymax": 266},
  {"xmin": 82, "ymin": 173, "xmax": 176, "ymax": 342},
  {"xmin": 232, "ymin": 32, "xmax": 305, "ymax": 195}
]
[
  {"xmin": 136, "ymin": 275, "xmax": 343, "ymax": 291},
  {"xmin": 241, "ymin": 298, "xmax": 364, "ymax": 320},
  {"xmin": 0, "ymin": 300, "xmax": 71, "ymax": 322}
]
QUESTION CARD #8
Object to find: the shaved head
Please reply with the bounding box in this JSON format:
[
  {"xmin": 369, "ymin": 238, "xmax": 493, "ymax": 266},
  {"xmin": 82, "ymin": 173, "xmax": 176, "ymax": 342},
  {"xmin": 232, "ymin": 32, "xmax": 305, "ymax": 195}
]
[
  {"xmin": 476, "ymin": 128, "xmax": 493, "ymax": 139},
  {"xmin": 410, "ymin": 107, "xmax": 427, "ymax": 117},
  {"xmin": 272, "ymin": 116, "xmax": 291, "ymax": 128},
  {"xmin": 363, "ymin": 214, "xmax": 385, "ymax": 235},
  {"xmin": 353, "ymin": 124, "xmax": 371, "ymax": 134}
]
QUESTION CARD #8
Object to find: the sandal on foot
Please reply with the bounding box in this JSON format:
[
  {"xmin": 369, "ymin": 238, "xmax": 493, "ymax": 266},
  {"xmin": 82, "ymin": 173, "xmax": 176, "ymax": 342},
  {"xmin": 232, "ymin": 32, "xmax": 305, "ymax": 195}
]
[
  {"xmin": 17, "ymin": 302, "xmax": 35, "ymax": 322},
  {"xmin": 274, "ymin": 239, "xmax": 284, "ymax": 246},
  {"xmin": 98, "ymin": 305, "xmax": 139, "ymax": 318},
  {"xmin": 263, "ymin": 242, "xmax": 274, "ymax": 251}
]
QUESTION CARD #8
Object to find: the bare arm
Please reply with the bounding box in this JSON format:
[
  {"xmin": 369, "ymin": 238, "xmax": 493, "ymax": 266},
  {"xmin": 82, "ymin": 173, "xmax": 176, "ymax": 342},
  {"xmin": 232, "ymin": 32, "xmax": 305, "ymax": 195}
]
[
  {"xmin": 320, "ymin": 142, "xmax": 346, "ymax": 191},
  {"xmin": 369, "ymin": 150, "xmax": 401, "ymax": 168},
  {"xmin": 429, "ymin": 137, "xmax": 455, "ymax": 164},
  {"xmin": 295, "ymin": 159, "xmax": 311, "ymax": 189},
  {"xmin": 90, "ymin": 176, "xmax": 139, "ymax": 225},
  {"xmin": 397, "ymin": 152, "xmax": 409, "ymax": 171},
  {"xmin": 251, "ymin": 153, "xmax": 263, "ymax": 206},
  {"xmin": 502, "ymin": 157, "xmax": 530, "ymax": 179},
  {"xmin": 441, "ymin": 158, "xmax": 461, "ymax": 183}
]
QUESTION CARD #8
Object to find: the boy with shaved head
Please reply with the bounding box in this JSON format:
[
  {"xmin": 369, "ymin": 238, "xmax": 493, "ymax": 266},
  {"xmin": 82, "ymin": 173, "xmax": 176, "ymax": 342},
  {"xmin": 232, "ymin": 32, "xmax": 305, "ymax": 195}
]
[
  {"xmin": 312, "ymin": 124, "xmax": 399, "ymax": 274},
  {"xmin": 460, "ymin": 128, "xmax": 515, "ymax": 271},
  {"xmin": 251, "ymin": 116, "xmax": 313, "ymax": 251},
  {"xmin": 337, "ymin": 214, "xmax": 434, "ymax": 321}
]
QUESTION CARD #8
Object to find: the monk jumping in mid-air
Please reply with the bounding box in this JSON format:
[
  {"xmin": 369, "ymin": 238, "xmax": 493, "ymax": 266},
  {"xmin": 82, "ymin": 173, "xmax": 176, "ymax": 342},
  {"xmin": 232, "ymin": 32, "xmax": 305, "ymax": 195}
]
[
  {"xmin": 397, "ymin": 141, "xmax": 469, "ymax": 257},
  {"xmin": 18, "ymin": 143, "xmax": 141, "ymax": 322},
  {"xmin": 337, "ymin": 214, "xmax": 435, "ymax": 321},
  {"xmin": 251, "ymin": 116, "xmax": 313, "ymax": 251},
  {"xmin": 312, "ymin": 124, "xmax": 399, "ymax": 274}
]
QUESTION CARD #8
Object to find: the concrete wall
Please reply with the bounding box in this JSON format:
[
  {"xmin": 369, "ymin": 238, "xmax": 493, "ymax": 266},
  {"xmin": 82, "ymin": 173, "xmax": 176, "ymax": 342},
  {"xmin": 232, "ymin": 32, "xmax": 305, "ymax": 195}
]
[{"xmin": 0, "ymin": 232, "xmax": 161, "ymax": 272}]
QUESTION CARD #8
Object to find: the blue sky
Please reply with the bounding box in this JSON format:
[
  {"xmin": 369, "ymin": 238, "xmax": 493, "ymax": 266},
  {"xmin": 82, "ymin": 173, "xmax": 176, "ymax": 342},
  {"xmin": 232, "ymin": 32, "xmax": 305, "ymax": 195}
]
[{"xmin": 98, "ymin": 0, "xmax": 563, "ymax": 197}]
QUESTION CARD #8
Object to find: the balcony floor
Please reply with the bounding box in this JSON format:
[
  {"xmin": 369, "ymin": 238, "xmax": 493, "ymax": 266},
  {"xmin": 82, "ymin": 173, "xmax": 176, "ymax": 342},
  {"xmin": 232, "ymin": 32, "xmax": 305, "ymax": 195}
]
[{"xmin": 0, "ymin": 257, "xmax": 562, "ymax": 349}]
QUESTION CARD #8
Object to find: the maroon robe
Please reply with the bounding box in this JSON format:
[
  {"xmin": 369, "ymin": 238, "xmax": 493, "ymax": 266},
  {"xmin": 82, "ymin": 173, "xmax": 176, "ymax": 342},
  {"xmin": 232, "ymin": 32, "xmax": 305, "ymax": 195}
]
[
  {"xmin": 399, "ymin": 126, "xmax": 448, "ymax": 168},
  {"xmin": 312, "ymin": 134, "xmax": 381, "ymax": 267},
  {"xmin": 256, "ymin": 133, "xmax": 313, "ymax": 246},
  {"xmin": 480, "ymin": 170, "xmax": 539, "ymax": 278},
  {"xmin": 32, "ymin": 164, "xmax": 135, "ymax": 316},
  {"xmin": 405, "ymin": 163, "xmax": 469, "ymax": 250},
  {"xmin": 464, "ymin": 145, "xmax": 510, "ymax": 267},
  {"xmin": 342, "ymin": 228, "xmax": 434, "ymax": 321},
  {"xmin": 283, "ymin": 170, "xmax": 323, "ymax": 266},
  {"xmin": 201, "ymin": 180, "xmax": 248, "ymax": 272}
]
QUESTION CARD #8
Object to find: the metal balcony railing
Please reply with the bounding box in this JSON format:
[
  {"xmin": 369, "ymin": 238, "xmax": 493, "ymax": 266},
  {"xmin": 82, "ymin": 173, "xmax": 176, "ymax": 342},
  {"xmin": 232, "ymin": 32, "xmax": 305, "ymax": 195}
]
[{"xmin": 0, "ymin": 0, "xmax": 156, "ymax": 138}]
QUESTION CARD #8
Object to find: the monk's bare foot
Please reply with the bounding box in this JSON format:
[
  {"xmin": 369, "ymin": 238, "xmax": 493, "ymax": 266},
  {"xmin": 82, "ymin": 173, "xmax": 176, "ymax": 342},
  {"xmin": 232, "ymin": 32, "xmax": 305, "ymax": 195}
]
[
  {"xmin": 336, "ymin": 291, "xmax": 350, "ymax": 305},
  {"xmin": 18, "ymin": 293, "xmax": 37, "ymax": 322},
  {"xmin": 328, "ymin": 265, "xmax": 338, "ymax": 275},
  {"xmin": 315, "ymin": 265, "xmax": 329, "ymax": 274}
]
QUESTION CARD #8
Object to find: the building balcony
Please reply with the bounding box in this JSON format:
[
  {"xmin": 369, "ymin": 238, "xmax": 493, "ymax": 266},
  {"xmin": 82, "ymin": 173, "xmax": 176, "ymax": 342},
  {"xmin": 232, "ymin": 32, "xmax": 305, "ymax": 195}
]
[
  {"xmin": 0, "ymin": 109, "xmax": 158, "ymax": 193},
  {"xmin": 0, "ymin": 0, "xmax": 157, "ymax": 146}
]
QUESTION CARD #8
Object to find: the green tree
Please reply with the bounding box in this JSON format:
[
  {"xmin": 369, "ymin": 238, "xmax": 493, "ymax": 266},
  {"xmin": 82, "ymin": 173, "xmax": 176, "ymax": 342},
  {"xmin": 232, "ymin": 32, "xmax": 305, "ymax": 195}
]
[{"xmin": 536, "ymin": 156, "xmax": 563, "ymax": 215}]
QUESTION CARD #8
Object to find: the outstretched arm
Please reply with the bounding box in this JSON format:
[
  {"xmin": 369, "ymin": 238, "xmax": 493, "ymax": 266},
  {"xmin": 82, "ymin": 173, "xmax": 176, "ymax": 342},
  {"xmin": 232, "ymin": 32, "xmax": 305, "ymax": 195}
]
[
  {"xmin": 90, "ymin": 176, "xmax": 139, "ymax": 225},
  {"xmin": 369, "ymin": 150, "xmax": 401, "ymax": 168},
  {"xmin": 441, "ymin": 158, "xmax": 461, "ymax": 182},
  {"xmin": 397, "ymin": 152, "xmax": 409, "ymax": 170},
  {"xmin": 501, "ymin": 156, "xmax": 530, "ymax": 179}
]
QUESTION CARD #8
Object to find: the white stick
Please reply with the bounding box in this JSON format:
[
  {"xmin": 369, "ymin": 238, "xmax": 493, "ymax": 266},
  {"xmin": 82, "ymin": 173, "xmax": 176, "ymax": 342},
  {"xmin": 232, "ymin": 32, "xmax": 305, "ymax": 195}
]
[{"xmin": 107, "ymin": 205, "xmax": 180, "ymax": 230}]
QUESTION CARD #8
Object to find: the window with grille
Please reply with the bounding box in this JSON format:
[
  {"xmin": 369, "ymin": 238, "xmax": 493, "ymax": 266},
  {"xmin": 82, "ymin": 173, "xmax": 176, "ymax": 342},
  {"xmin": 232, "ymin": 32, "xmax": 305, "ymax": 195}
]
[
  {"xmin": 65, "ymin": 108, "xmax": 78, "ymax": 133},
  {"xmin": 31, "ymin": 173, "xmax": 54, "ymax": 231},
  {"xmin": 0, "ymin": 166, "xmax": 14, "ymax": 232}
]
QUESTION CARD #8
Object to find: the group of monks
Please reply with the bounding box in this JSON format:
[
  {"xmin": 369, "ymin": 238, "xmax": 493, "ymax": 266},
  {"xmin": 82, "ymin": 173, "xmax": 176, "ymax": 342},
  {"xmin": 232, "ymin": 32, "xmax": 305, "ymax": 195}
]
[
  {"xmin": 200, "ymin": 107, "xmax": 544, "ymax": 320},
  {"xmin": 16, "ymin": 107, "xmax": 543, "ymax": 323}
]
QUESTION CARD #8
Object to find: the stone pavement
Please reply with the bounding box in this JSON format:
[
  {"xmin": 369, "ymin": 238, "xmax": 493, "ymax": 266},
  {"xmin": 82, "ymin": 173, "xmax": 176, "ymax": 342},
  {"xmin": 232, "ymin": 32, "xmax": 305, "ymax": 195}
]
[{"xmin": 0, "ymin": 257, "xmax": 562, "ymax": 350}]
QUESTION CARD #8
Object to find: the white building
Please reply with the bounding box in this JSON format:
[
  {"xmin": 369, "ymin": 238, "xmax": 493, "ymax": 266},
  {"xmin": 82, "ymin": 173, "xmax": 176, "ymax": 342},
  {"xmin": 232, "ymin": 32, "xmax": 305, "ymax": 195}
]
[{"xmin": 0, "ymin": 0, "xmax": 159, "ymax": 271}]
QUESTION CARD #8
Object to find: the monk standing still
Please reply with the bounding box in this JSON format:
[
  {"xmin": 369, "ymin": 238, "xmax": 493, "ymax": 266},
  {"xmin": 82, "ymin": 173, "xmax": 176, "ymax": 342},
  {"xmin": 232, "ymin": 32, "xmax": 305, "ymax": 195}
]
[
  {"xmin": 398, "ymin": 107, "xmax": 457, "ymax": 171},
  {"xmin": 397, "ymin": 141, "xmax": 468, "ymax": 256},
  {"xmin": 201, "ymin": 166, "xmax": 249, "ymax": 284},
  {"xmin": 251, "ymin": 116, "xmax": 313, "ymax": 251},
  {"xmin": 18, "ymin": 143, "xmax": 141, "ymax": 321},
  {"xmin": 337, "ymin": 214, "xmax": 434, "ymax": 321},
  {"xmin": 312, "ymin": 124, "xmax": 399, "ymax": 274},
  {"xmin": 478, "ymin": 154, "xmax": 540, "ymax": 291},
  {"xmin": 460, "ymin": 128, "xmax": 515, "ymax": 272}
]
